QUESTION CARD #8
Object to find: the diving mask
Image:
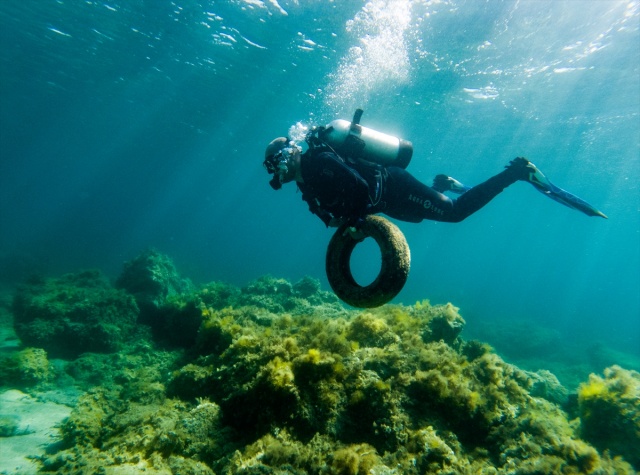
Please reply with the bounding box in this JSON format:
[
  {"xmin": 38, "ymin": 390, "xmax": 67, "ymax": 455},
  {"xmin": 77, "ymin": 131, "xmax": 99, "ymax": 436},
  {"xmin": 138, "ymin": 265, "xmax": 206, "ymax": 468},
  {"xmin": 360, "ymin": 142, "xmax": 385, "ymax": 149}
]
[{"xmin": 264, "ymin": 145, "xmax": 299, "ymax": 190}]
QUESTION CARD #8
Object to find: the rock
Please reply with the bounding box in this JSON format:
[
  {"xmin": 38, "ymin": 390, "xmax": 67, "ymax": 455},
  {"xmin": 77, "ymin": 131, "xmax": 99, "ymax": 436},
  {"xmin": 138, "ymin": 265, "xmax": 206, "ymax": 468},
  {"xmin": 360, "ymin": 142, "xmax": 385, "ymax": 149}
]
[{"xmin": 116, "ymin": 249, "xmax": 194, "ymax": 322}]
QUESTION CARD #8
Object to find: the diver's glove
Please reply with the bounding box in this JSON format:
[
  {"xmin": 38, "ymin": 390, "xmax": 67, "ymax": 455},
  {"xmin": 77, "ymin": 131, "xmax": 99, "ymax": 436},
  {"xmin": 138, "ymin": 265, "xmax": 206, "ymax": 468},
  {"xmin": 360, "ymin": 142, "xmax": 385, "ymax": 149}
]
[
  {"xmin": 343, "ymin": 217, "xmax": 366, "ymax": 242},
  {"xmin": 327, "ymin": 216, "xmax": 365, "ymax": 240},
  {"xmin": 432, "ymin": 174, "xmax": 471, "ymax": 194},
  {"xmin": 328, "ymin": 217, "xmax": 345, "ymax": 228},
  {"xmin": 344, "ymin": 226, "xmax": 366, "ymax": 242}
]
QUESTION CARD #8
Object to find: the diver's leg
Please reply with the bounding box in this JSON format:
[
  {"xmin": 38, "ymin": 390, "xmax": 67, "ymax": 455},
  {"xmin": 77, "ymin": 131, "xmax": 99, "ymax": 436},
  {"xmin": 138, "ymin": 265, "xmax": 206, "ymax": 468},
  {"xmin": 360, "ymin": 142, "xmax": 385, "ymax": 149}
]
[
  {"xmin": 379, "ymin": 161, "xmax": 535, "ymax": 223},
  {"xmin": 380, "ymin": 158, "xmax": 606, "ymax": 223},
  {"xmin": 448, "ymin": 161, "xmax": 530, "ymax": 221},
  {"xmin": 377, "ymin": 167, "xmax": 456, "ymax": 222}
]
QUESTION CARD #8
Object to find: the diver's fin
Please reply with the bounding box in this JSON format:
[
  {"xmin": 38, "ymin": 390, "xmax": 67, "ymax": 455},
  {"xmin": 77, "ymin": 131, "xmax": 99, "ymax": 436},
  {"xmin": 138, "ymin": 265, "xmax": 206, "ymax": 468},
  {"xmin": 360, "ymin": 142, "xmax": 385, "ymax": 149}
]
[{"xmin": 527, "ymin": 167, "xmax": 608, "ymax": 218}]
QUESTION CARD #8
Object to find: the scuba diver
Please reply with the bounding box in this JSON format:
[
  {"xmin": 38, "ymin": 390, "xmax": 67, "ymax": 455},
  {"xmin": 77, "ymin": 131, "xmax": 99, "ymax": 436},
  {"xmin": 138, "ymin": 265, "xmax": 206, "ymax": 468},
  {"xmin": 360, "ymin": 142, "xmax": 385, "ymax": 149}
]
[{"xmin": 263, "ymin": 110, "xmax": 607, "ymax": 231}]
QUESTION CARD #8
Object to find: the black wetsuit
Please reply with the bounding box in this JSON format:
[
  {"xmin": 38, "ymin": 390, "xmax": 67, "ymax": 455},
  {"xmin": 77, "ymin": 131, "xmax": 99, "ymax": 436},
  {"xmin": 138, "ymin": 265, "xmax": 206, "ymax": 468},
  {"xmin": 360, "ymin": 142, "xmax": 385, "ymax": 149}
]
[{"xmin": 298, "ymin": 149, "xmax": 522, "ymax": 226}]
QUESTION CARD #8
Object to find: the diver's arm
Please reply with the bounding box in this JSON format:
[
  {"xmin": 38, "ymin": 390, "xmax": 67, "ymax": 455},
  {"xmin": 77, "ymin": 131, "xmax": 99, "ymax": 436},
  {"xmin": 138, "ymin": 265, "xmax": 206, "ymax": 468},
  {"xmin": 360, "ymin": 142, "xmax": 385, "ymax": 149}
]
[{"xmin": 302, "ymin": 194, "xmax": 334, "ymax": 227}]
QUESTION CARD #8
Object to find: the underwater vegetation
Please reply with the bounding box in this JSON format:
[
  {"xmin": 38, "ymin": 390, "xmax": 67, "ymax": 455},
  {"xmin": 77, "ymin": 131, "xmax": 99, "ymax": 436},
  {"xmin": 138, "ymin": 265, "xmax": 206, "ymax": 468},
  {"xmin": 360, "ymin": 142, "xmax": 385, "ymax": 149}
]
[
  {"xmin": 11, "ymin": 270, "xmax": 142, "ymax": 359},
  {"xmin": 466, "ymin": 319, "xmax": 640, "ymax": 392},
  {"xmin": 2, "ymin": 251, "xmax": 638, "ymax": 474},
  {"xmin": 577, "ymin": 365, "xmax": 640, "ymax": 469},
  {"xmin": 0, "ymin": 347, "xmax": 51, "ymax": 387}
]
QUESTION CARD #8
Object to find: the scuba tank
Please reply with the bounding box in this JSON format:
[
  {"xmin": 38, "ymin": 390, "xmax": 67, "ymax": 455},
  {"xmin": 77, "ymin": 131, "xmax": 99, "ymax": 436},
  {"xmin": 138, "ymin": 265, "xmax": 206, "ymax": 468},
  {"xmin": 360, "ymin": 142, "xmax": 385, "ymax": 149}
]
[{"xmin": 312, "ymin": 109, "xmax": 413, "ymax": 169}]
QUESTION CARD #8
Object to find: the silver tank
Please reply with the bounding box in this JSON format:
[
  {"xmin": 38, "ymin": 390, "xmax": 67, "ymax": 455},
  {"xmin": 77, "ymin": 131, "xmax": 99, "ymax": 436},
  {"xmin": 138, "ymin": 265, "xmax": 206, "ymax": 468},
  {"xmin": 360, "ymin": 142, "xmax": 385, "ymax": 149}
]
[{"xmin": 321, "ymin": 118, "xmax": 413, "ymax": 169}]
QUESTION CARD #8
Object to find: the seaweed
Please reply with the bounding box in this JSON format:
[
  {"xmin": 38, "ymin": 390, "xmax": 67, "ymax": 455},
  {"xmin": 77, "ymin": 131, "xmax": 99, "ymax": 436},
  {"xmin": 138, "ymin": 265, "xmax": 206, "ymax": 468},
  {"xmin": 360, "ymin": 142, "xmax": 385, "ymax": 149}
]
[
  {"xmin": 0, "ymin": 347, "xmax": 51, "ymax": 388},
  {"xmin": 578, "ymin": 365, "xmax": 640, "ymax": 468},
  {"xmin": 4, "ymin": 264, "xmax": 634, "ymax": 474},
  {"xmin": 12, "ymin": 270, "xmax": 142, "ymax": 358}
]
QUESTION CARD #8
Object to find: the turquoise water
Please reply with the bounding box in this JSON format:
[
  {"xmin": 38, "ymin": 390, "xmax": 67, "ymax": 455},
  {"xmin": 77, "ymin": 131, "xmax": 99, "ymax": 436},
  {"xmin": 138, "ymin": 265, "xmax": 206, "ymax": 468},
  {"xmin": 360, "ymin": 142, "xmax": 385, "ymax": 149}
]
[{"xmin": 1, "ymin": 0, "xmax": 638, "ymax": 360}]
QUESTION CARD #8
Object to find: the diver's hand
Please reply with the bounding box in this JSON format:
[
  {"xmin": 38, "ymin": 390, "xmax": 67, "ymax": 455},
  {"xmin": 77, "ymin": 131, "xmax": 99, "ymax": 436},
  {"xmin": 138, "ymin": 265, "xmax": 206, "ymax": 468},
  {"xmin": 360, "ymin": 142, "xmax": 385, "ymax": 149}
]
[
  {"xmin": 328, "ymin": 217, "xmax": 344, "ymax": 228},
  {"xmin": 343, "ymin": 226, "xmax": 366, "ymax": 242}
]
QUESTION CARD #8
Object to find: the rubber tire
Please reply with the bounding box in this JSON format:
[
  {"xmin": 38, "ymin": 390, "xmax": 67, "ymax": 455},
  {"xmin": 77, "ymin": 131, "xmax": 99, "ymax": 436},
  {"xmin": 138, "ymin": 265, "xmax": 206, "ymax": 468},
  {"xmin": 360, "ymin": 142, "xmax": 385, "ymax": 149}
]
[{"xmin": 326, "ymin": 215, "xmax": 411, "ymax": 308}]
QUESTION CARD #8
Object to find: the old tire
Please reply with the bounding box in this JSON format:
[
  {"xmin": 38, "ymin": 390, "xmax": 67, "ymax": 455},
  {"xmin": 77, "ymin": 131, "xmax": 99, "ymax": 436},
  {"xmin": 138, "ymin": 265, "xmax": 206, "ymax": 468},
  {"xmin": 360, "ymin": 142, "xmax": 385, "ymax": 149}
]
[{"xmin": 326, "ymin": 215, "xmax": 411, "ymax": 308}]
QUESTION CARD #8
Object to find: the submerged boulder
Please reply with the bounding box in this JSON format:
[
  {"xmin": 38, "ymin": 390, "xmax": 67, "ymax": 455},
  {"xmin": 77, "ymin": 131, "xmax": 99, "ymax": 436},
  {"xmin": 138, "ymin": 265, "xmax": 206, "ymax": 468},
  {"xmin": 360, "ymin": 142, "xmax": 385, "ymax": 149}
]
[
  {"xmin": 116, "ymin": 249, "xmax": 194, "ymax": 322},
  {"xmin": 12, "ymin": 270, "xmax": 140, "ymax": 358},
  {"xmin": 116, "ymin": 250, "xmax": 197, "ymax": 347}
]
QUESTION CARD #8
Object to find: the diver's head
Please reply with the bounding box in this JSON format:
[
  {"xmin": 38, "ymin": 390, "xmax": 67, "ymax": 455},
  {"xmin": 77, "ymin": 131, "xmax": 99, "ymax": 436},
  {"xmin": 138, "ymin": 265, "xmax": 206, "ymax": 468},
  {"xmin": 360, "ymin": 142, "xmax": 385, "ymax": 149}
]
[{"xmin": 263, "ymin": 137, "xmax": 301, "ymax": 190}]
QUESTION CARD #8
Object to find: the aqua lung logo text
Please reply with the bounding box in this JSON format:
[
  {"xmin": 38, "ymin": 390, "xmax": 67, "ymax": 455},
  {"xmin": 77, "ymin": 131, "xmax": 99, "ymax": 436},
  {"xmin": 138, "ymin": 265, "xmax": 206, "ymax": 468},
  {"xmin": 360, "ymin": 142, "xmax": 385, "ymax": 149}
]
[{"xmin": 409, "ymin": 194, "xmax": 444, "ymax": 216}]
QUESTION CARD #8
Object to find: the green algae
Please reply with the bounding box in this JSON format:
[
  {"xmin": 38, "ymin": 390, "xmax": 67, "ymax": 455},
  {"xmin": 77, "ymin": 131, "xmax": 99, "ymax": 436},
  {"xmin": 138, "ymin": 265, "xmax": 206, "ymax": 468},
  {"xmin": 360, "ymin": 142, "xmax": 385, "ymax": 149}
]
[
  {"xmin": 0, "ymin": 413, "xmax": 23, "ymax": 437},
  {"xmin": 5, "ymin": 252, "xmax": 637, "ymax": 474},
  {"xmin": 12, "ymin": 270, "xmax": 142, "ymax": 358},
  {"xmin": 578, "ymin": 365, "xmax": 640, "ymax": 468},
  {"xmin": 0, "ymin": 347, "xmax": 51, "ymax": 387},
  {"xmin": 49, "ymin": 306, "xmax": 638, "ymax": 472},
  {"xmin": 466, "ymin": 318, "xmax": 640, "ymax": 392}
]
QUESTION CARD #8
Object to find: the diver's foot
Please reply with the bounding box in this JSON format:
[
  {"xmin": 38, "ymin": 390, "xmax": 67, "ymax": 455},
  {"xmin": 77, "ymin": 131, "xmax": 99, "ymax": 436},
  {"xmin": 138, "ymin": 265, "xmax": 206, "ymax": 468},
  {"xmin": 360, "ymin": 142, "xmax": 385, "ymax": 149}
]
[
  {"xmin": 506, "ymin": 157, "xmax": 549, "ymax": 188},
  {"xmin": 507, "ymin": 157, "xmax": 608, "ymax": 218},
  {"xmin": 432, "ymin": 174, "xmax": 471, "ymax": 194}
]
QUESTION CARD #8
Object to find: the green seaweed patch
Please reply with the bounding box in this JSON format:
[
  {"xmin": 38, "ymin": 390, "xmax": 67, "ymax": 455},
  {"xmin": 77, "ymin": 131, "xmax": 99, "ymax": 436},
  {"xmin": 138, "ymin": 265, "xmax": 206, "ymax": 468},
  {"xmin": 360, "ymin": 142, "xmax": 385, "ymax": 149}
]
[
  {"xmin": 237, "ymin": 275, "xmax": 345, "ymax": 315},
  {"xmin": 116, "ymin": 249, "xmax": 195, "ymax": 317},
  {"xmin": 33, "ymin": 274, "xmax": 638, "ymax": 474},
  {"xmin": 45, "ymin": 392, "xmax": 231, "ymax": 475},
  {"xmin": 64, "ymin": 342, "xmax": 180, "ymax": 396},
  {"xmin": 578, "ymin": 365, "xmax": 640, "ymax": 469},
  {"xmin": 415, "ymin": 301, "xmax": 466, "ymax": 344},
  {"xmin": 144, "ymin": 273, "xmax": 347, "ymax": 351},
  {"xmin": 0, "ymin": 347, "xmax": 51, "ymax": 387},
  {"xmin": 346, "ymin": 313, "xmax": 399, "ymax": 348},
  {"xmin": 12, "ymin": 270, "xmax": 142, "ymax": 358},
  {"xmin": 199, "ymin": 281, "xmax": 241, "ymax": 309},
  {"xmin": 226, "ymin": 430, "xmax": 386, "ymax": 475},
  {"xmin": 151, "ymin": 294, "xmax": 204, "ymax": 348}
]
